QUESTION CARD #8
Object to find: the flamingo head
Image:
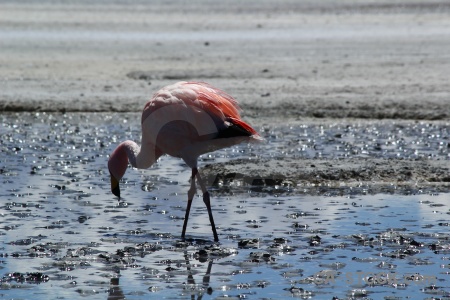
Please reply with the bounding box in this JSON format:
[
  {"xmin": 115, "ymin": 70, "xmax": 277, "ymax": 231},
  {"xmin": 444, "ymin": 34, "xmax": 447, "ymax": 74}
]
[{"xmin": 108, "ymin": 142, "xmax": 130, "ymax": 199}]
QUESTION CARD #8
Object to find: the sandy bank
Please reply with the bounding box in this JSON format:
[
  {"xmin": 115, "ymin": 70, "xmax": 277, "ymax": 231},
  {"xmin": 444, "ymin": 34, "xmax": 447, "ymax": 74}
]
[{"xmin": 1, "ymin": 0, "xmax": 449, "ymax": 121}]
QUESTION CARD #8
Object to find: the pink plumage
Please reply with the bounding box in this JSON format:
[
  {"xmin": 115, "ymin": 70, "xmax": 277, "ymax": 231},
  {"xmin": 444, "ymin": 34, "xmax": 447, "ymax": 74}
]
[{"xmin": 108, "ymin": 81, "xmax": 262, "ymax": 242}]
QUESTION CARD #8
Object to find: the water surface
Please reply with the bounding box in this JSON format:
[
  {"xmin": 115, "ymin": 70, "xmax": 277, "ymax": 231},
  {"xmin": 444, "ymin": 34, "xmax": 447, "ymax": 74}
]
[{"xmin": 1, "ymin": 113, "xmax": 449, "ymax": 299}]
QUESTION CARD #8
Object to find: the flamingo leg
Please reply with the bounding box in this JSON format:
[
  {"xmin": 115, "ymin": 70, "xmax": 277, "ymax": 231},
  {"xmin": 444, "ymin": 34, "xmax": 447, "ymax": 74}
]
[
  {"xmin": 196, "ymin": 169, "xmax": 219, "ymax": 242},
  {"xmin": 203, "ymin": 259, "xmax": 213, "ymax": 288},
  {"xmin": 182, "ymin": 168, "xmax": 197, "ymax": 240},
  {"xmin": 183, "ymin": 251, "xmax": 195, "ymax": 285}
]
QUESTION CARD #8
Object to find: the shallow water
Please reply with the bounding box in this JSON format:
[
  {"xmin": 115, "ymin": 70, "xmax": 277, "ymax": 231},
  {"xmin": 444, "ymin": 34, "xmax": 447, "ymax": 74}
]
[{"xmin": 1, "ymin": 112, "xmax": 449, "ymax": 299}]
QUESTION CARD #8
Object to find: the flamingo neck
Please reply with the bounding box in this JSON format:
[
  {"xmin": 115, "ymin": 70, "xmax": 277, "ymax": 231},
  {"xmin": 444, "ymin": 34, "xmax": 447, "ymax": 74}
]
[
  {"xmin": 119, "ymin": 140, "xmax": 140, "ymax": 168},
  {"xmin": 135, "ymin": 142, "xmax": 161, "ymax": 169},
  {"xmin": 109, "ymin": 140, "xmax": 163, "ymax": 182},
  {"xmin": 120, "ymin": 140, "xmax": 160, "ymax": 169}
]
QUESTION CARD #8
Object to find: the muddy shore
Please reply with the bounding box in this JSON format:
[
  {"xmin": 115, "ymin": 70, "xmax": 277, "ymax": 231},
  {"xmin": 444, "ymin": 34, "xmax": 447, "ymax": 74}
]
[{"xmin": 1, "ymin": 0, "xmax": 449, "ymax": 193}]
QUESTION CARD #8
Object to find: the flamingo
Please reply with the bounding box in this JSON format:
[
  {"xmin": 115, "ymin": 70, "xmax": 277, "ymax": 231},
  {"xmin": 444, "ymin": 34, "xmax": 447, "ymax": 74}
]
[{"xmin": 108, "ymin": 81, "xmax": 262, "ymax": 242}]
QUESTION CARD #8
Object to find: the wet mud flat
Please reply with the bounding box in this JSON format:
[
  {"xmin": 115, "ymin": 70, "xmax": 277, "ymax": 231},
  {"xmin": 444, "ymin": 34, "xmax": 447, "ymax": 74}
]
[{"xmin": 1, "ymin": 112, "xmax": 450, "ymax": 299}]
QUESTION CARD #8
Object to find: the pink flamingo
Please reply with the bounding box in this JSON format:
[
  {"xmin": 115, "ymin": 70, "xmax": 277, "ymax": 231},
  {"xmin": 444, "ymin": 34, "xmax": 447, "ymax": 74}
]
[{"xmin": 108, "ymin": 81, "xmax": 262, "ymax": 242}]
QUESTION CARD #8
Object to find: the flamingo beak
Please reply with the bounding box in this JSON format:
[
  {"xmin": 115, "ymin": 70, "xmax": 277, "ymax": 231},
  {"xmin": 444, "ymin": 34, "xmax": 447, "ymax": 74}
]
[{"xmin": 110, "ymin": 172, "xmax": 121, "ymax": 199}]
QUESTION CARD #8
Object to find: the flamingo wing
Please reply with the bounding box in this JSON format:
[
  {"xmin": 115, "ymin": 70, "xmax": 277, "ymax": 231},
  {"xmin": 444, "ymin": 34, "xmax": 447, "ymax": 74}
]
[{"xmin": 142, "ymin": 81, "xmax": 259, "ymax": 137}]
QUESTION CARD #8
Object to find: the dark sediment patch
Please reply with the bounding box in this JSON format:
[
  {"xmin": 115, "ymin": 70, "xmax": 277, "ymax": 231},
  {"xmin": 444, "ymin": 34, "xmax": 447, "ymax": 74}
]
[
  {"xmin": 203, "ymin": 158, "xmax": 450, "ymax": 195},
  {"xmin": 126, "ymin": 70, "xmax": 226, "ymax": 81},
  {"xmin": 242, "ymin": 98, "xmax": 450, "ymax": 121},
  {"xmin": 2, "ymin": 98, "xmax": 449, "ymax": 121}
]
